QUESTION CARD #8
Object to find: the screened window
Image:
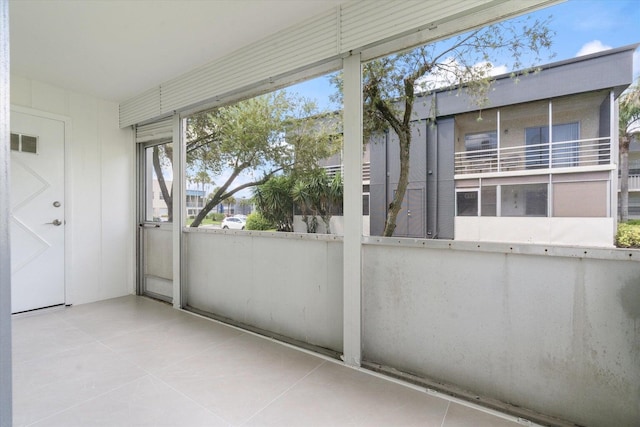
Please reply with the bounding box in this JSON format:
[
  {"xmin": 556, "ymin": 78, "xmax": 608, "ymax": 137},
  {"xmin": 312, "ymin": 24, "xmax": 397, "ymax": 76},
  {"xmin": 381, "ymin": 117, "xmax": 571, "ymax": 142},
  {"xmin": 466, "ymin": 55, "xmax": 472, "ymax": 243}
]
[
  {"xmin": 456, "ymin": 191, "xmax": 478, "ymax": 216},
  {"xmin": 481, "ymin": 186, "xmax": 497, "ymax": 216},
  {"xmin": 501, "ymin": 183, "xmax": 547, "ymax": 217}
]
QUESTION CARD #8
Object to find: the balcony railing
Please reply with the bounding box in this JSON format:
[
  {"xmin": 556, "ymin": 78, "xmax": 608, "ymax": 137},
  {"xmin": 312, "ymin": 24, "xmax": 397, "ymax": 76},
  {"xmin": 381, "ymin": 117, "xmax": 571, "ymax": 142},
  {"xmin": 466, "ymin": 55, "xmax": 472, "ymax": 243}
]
[
  {"xmin": 455, "ymin": 137, "xmax": 611, "ymax": 175},
  {"xmin": 323, "ymin": 162, "xmax": 371, "ymax": 182},
  {"xmin": 619, "ymin": 174, "xmax": 640, "ymax": 191}
]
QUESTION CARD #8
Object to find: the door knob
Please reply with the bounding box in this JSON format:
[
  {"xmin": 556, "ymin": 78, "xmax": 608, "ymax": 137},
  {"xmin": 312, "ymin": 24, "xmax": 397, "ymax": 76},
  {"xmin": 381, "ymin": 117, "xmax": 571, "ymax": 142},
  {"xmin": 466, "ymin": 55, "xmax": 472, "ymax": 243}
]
[{"xmin": 46, "ymin": 219, "xmax": 62, "ymax": 226}]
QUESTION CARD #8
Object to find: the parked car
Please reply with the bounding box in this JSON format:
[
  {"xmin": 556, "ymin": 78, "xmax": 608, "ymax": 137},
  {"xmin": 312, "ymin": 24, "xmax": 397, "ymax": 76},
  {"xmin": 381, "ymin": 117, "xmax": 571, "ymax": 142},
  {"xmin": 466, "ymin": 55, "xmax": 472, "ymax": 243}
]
[
  {"xmin": 221, "ymin": 216, "xmax": 246, "ymax": 230},
  {"xmin": 233, "ymin": 214, "xmax": 247, "ymax": 221}
]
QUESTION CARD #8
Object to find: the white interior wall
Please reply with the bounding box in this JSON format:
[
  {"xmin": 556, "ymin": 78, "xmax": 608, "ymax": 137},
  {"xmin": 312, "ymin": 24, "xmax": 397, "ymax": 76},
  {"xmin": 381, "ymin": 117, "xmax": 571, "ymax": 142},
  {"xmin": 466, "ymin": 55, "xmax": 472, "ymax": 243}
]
[{"xmin": 10, "ymin": 75, "xmax": 135, "ymax": 305}]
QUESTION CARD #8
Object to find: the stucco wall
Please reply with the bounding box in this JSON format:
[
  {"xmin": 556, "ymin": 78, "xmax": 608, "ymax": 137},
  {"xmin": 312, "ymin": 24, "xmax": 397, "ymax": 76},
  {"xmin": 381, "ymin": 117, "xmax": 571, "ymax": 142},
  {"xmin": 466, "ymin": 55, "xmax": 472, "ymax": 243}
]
[
  {"xmin": 362, "ymin": 240, "xmax": 640, "ymax": 427},
  {"xmin": 10, "ymin": 75, "xmax": 135, "ymax": 305}
]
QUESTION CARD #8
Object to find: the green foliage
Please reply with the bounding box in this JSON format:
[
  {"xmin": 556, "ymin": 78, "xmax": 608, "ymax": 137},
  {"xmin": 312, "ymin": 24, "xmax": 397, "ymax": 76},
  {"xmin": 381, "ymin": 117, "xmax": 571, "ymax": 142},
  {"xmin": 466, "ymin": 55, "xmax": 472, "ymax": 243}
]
[
  {"xmin": 185, "ymin": 91, "xmax": 341, "ymax": 227},
  {"xmin": 245, "ymin": 212, "xmax": 274, "ymax": 231},
  {"xmin": 255, "ymin": 170, "xmax": 344, "ymax": 234},
  {"xmin": 616, "ymin": 222, "xmax": 640, "ymax": 248},
  {"xmin": 207, "ymin": 213, "xmax": 225, "ymax": 222},
  {"xmin": 294, "ymin": 170, "xmax": 343, "ymax": 234},
  {"xmin": 618, "ymin": 79, "xmax": 640, "ymax": 222},
  {"xmin": 253, "ymin": 175, "xmax": 295, "ymax": 232},
  {"xmin": 619, "ymin": 79, "xmax": 640, "ymax": 140}
]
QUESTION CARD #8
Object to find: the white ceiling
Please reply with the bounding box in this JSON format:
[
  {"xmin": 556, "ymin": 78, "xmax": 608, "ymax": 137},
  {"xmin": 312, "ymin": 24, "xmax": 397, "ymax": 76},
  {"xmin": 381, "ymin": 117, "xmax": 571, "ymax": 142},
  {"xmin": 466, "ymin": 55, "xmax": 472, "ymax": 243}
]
[{"xmin": 9, "ymin": 0, "xmax": 352, "ymax": 103}]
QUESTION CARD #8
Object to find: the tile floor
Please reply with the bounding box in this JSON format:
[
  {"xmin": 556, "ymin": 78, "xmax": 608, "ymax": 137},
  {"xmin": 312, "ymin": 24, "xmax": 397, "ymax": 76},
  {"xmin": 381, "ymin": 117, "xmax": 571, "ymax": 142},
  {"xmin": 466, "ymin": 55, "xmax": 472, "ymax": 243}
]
[{"xmin": 12, "ymin": 296, "xmax": 535, "ymax": 426}]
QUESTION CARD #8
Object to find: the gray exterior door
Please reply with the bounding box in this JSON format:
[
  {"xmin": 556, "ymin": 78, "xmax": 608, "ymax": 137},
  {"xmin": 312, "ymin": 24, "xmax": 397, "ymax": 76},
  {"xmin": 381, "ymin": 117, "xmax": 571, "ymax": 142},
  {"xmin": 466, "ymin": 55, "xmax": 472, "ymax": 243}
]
[{"xmin": 394, "ymin": 188, "xmax": 425, "ymax": 237}]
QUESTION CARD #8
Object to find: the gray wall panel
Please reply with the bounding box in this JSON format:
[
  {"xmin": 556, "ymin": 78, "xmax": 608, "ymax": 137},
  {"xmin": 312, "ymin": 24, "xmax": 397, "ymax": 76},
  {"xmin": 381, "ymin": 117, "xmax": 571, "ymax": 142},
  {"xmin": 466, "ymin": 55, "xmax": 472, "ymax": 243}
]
[{"xmin": 436, "ymin": 118, "xmax": 455, "ymax": 239}]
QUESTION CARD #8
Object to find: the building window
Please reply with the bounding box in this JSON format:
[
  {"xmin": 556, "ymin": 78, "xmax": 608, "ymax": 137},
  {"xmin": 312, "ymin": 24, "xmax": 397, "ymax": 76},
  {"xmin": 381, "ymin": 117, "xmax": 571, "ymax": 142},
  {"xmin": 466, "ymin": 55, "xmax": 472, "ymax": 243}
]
[
  {"xmin": 525, "ymin": 122, "xmax": 579, "ymax": 169},
  {"xmin": 362, "ymin": 184, "xmax": 370, "ymax": 216},
  {"xmin": 456, "ymin": 190, "xmax": 478, "ymax": 216},
  {"xmin": 465, "ymin": 131, "xmax": 497, "ymax": 154},
  {"xmin": 464, "ymin": 131, "xmax": 497, "ymax": 171}
]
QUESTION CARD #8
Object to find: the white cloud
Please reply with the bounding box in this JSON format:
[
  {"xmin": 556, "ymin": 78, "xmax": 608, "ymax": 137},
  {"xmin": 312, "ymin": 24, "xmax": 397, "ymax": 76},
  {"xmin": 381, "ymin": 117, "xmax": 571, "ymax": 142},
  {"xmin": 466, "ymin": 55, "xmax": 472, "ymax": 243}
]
[
  {"xmin": 415, "ymin": 58, "xmax": 509, "ymax": 93},
  {"xmin": 575, "ymin": 40, "xmax": 612, "ymax": 57}
]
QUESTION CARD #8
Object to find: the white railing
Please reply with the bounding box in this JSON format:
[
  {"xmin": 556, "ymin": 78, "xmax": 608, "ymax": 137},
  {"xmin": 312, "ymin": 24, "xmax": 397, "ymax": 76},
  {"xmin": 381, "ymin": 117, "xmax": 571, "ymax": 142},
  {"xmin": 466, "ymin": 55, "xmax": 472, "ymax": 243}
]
[
  {"xmin": 324, "ymin": 162, "xmax": 370, "ymax": 182},
  {"xmin": 455, "ymin": 137, "xmax": 611, "ymax": 175},
  {"xmin": 619, "ymin": 174, "xmax": 640, "ymax": 191}
]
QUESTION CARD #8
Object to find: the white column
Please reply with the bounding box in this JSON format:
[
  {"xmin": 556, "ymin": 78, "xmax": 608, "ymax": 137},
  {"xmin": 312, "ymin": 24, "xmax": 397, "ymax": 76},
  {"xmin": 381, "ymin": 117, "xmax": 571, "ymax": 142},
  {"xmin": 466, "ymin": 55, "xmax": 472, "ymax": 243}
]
[
  {"xmin": 0, "ymin": 0, "xmax": 13, "ymax": 425},
  {"xmin": 172, "ymin": 114, "xmax": 184, "ymax": 308},
  {"xmin": 342, "ymin": 53, "xmax": 363, "ymax": 367}
]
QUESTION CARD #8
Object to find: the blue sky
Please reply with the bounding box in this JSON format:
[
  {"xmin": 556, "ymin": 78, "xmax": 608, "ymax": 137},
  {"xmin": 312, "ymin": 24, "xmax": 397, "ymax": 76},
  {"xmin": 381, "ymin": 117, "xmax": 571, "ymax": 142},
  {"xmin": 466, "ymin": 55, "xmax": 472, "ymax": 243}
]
[{"xmin": 292, "ymin": 0, "xmax": 640, "ymax": 110}]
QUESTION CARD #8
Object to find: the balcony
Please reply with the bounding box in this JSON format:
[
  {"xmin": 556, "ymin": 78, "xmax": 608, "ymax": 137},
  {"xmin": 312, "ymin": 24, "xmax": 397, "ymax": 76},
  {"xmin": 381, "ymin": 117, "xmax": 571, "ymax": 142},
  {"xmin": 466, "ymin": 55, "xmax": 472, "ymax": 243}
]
[
  {"xmin": 455, "ymin": 137, "xmax": 611, "ymax": 175},
  {"xmin": 324, "ymin": 162, "xmax": 371, "ymax": 182}
]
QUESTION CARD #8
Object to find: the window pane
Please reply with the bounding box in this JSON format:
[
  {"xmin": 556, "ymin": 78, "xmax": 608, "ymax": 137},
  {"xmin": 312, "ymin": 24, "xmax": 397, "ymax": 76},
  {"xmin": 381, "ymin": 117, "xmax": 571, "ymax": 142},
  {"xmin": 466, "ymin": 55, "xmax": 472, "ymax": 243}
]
[
  {"xmin": 10, "ymin": 133, "xmax": 19, "ymax": 151},
  {"xmin": 145, "ymin": 143, "xmax": 172, "ymax": 222},
  {"xmin": 525, "ymin": 125, "xmax": 549, "ymax": 169},
  {"xmin": 21, "ymin": 135, "xmax": 38, "ymax": 153},
  {"xmin": 551, "ymin": 122, "xmax": 579, "ymax": 168},
  {"xmin": 481, "ymin": 186, "xmax": 497, "ymax": 216},
  {"xmin": 501, "ymin": 183, "xmax": 547, "ymax": 217},
  {"xmin": 455, "ymin": 111, "xmax": 498, "ymax": 174},
  {"xmin": 456, "ymin": 191, "xmax": 478, "ymax": 216}
]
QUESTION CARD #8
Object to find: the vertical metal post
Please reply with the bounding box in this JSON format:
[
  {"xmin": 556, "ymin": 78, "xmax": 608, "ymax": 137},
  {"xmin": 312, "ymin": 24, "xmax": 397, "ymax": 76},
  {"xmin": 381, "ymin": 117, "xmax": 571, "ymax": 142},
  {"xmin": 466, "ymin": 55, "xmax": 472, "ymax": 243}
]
[
  {"xmin": 0, "ymin": 0, "xmax": 13, "ymax": 425},
  {"xmin": 343, "ymin": 53, "xmax": 362, "ymax": 367},
  {"xmin": 172, "ymin": 113, "xmax": 184, "ymax": 308},
  {"xmin": 610, "ymin": 90, "xmax": 617, "ymax": 228}
]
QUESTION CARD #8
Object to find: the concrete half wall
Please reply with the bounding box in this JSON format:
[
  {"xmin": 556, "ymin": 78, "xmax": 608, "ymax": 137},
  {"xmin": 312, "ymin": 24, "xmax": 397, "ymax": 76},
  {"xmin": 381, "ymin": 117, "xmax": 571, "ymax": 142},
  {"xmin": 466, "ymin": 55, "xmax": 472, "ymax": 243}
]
[
  {"xmin": 184, "ymin": 230, "xmax": 344, "ymax": 353},
  {"xmin": 362, "ymin": 241, "xmax": 640, "ymax": 427}
]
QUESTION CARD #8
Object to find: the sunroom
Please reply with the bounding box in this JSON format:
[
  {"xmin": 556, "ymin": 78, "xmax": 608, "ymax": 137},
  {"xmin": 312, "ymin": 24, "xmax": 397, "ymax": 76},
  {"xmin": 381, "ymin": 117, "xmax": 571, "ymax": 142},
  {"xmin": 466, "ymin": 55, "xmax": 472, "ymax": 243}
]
[{"xmin": 2, "ymin": 1, "xmax": 639, "ymax": 427}]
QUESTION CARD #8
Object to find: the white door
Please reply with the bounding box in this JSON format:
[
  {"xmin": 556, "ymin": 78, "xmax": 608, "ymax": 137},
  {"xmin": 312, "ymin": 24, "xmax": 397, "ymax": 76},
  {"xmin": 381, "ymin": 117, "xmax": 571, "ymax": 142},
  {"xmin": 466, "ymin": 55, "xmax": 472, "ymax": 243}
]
[{"xmin": 10, "ymin": 111, "xmax": 66, "ymax": 313}]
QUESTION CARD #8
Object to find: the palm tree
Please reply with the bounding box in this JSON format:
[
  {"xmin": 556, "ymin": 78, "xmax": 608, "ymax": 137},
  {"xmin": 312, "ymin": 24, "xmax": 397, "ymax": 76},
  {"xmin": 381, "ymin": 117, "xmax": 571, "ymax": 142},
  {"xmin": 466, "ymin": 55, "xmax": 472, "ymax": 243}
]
[
  {"xmin": 291, "ymin": 170, "xmax": 343, "ymax": 234},
  {"xmin": 619, "ymin": 80, "xmax": 640, "ymax": 222},
  {"xmin": 292, "ymin": 179, "xmax": 317, "ymax": 233},
  {"xmin": 253, "ymin": 176, "xmax": 294, "ymax": 232},
  {"xmin": 224, "ymin": 195, "xmax": 236, "ymax": 216}
]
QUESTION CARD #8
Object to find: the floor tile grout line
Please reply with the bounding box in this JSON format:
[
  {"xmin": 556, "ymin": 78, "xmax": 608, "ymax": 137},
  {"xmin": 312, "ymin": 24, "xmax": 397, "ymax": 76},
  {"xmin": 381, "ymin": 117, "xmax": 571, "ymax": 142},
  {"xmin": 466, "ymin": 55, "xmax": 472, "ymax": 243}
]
[
  {"xmin": 173, "ymin": 300, "xmax": 543, "ymax": 425},
  {"xmin": 23, "ymin": 373, "xmax": 151, "ymax": 427},
  {"xmin": 17, "ymin": 296, "xmax": 539, "ymax": 427},
  {"xmin": 99, "ymin": 328, "xmax": 248, "ymax": 378},
  {"xmin": 239, "ymin": 359, "xmax": 328, "ymax": 426},
  {"xmin": 345, "ymin": 365, "xmax": 545, "ymax": 426},
  {"xmin": 440, "ymin": 401, "xmax": 451, "ymax": 427},
  {"xmin": 145, "ymin": 367, "xmax": 236, "ymax": 426}
]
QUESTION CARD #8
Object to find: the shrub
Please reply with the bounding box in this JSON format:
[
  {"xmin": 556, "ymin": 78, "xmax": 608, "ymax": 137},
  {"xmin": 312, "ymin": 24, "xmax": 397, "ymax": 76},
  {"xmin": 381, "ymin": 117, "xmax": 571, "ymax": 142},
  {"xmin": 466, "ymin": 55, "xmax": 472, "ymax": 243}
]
[
  {"xmin": 616, "ymin": 222, "xmax": 640, "ymax": 248},
  {"xmin": 245, "ymin": 212, "xmax": 274, "ymax": 231}
]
